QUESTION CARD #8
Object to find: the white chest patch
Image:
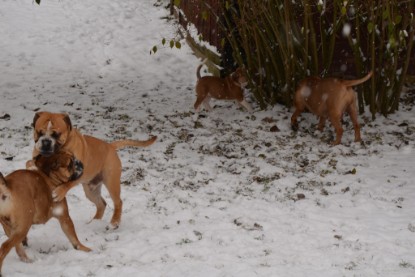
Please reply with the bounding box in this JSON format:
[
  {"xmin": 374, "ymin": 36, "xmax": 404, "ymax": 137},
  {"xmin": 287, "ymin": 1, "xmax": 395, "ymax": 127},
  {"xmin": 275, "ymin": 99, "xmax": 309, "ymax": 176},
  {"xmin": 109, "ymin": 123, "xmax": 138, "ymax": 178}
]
[
  {"xmin": 52, "ymin": 204, "xmax": 64, "ymax": 217},
  {"xmin": 300, "ymin": 86, "xmax": 311, "ymax": 98}
]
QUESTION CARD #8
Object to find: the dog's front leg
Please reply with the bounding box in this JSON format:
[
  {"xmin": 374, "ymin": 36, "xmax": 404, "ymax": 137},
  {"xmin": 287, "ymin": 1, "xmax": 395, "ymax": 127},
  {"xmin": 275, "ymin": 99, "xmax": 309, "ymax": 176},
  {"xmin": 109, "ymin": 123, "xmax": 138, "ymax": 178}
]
[
  {"xmin": 52, "ymin": 180, "xmax": 78, "ymax": 202},
  {"xmin": 238, "ymin": 100, "xmax": 253, "ymax": 113},
  {"xmin": 55, "ymin": 200, "xmax": 92, "ymax": 252}
]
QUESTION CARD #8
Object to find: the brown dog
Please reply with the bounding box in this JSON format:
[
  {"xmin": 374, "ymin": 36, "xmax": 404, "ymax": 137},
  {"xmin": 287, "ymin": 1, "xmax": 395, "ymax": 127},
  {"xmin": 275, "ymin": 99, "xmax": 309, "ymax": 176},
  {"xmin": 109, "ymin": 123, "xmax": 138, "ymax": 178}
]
[
  {"xmin": 0, "ymin": 152, "xmax": 91, "ymax": 275},
  {"xmin": 291, "ymin": 71, "xmax": 373, "ymax": 145},
  {"xmin": 32, "ymin": 111, "xmax": 157, "ymax": 230},
  {"xmin": 194, "ymin": 60, "xmax": 252, "ymax": 113}
]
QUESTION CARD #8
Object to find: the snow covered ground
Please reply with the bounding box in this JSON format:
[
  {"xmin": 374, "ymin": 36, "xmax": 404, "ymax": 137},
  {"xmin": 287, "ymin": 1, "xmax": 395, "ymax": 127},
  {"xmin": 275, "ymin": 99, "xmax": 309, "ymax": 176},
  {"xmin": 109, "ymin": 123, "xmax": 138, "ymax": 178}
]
[{"xmin": 0, "ymin": 0, "xmax": 414, "ymax": 276}]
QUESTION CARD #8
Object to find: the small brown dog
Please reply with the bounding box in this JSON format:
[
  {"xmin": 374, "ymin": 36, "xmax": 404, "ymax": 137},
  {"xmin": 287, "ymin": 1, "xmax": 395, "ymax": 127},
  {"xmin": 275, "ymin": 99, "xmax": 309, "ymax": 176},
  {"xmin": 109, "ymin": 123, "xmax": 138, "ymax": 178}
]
[
  {"xmin": 32, "ymin": 111, "xmax": 157, "ymax": 230},
  {"xmin": 291, "ymin": 71, "xmax": 373, "ymax": 145},
  {"xmin": 194, "ymin": 60, "xmax": 252, "ymax": 113},
  {"xmin": 0, "ymin": 152, "xmax": 91, "ymax": 275}
]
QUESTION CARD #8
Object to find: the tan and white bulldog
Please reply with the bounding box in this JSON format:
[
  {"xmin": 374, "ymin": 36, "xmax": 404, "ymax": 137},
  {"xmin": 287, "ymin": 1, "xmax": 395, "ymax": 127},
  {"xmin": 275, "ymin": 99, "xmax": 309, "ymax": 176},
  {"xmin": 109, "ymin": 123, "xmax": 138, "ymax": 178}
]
[
  {"xmin": 32, "ymin": 111, "xmax": 157, "ymax": 229},
  {"xmin": 0, "ymin": 151, "xmax": 91, "ymax": 275}
]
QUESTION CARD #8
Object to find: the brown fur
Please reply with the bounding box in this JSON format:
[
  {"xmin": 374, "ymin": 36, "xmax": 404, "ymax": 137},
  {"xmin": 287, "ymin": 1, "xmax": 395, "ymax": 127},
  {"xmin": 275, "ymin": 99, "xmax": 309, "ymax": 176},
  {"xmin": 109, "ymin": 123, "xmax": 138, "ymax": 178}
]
[
  {"xmin": 194, "ymin": 61, "xmax": 252, "ymax": 113},
  {"xmin": 291, "ymin": 72, "xmax": 373, "ymax": 145},
  {"xmin": 32, "ymin": 111, "xmax": 157, "ymax": 229},
  {"xmin": 0, "ymin": 152, "xmax": 91, "ymax": 275}
]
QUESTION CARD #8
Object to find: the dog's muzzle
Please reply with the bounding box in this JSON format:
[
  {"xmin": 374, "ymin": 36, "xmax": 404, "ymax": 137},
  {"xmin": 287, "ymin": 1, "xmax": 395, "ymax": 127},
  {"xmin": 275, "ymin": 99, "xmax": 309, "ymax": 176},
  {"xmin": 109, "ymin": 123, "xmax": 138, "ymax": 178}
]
[{"xmin": 39, "ymin": 138, "xmax": 54, "ymax": 156}]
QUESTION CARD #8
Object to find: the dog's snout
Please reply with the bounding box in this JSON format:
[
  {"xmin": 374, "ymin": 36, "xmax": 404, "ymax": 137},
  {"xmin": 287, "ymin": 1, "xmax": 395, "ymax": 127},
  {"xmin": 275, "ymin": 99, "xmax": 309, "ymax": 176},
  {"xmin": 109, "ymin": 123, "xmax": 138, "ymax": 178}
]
[
  {"xmin": 42, "ymin": 139, "xmax": 52, "ymax": 149},
  {"xmin": 39, "ymin": 138, "xmax": 55, "ymax": 156}
]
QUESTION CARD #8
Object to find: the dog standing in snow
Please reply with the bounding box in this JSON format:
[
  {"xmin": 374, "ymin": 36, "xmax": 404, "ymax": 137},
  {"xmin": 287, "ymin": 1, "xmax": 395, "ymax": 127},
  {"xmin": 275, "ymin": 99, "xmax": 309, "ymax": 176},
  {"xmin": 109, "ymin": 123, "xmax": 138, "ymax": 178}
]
[
  {"xmin": 0, "ymin": 152, "xmax": 91, "ymax": 275},
  {"xmin": 291, "ymin": 71, "xmax": 373, "ymax": 145},
  {"xmin": 194, "ymin": 59, "xmax": 252, "ymax": 113},
  {"xmin": 32, "ymin": 111, "xmax": 157, "ymax": 230}
]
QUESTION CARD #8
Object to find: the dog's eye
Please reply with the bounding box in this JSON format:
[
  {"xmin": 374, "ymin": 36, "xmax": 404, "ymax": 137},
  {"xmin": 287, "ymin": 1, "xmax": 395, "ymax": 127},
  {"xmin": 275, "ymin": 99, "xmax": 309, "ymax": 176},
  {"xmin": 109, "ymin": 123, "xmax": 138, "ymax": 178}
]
[
  {"xmin": 51, "ymin": 161, "xmax": 59, "ymax": 170},
  {"xmin": 51, "ymin": 132, "xmax": 60, "ymax": 139}
]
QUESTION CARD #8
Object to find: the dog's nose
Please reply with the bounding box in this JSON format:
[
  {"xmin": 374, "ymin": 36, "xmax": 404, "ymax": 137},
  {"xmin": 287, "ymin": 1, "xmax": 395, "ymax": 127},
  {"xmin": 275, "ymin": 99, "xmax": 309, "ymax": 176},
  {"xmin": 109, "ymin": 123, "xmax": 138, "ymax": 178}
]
[{"xmin": 41, "ymin": 139, "xmax": 52, "ymax": 149}]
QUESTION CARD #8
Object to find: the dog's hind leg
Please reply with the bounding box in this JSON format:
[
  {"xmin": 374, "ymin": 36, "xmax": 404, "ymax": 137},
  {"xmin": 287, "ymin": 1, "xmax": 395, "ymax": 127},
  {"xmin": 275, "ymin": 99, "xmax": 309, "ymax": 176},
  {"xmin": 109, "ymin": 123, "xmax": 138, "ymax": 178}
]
[
  {"xmin": 83, "ymin": 181, "xmax": 107, "ymax": 221},
  {"xmin": 15, "ymin": 243, "xmax": 31, "ymax": 263},
  {"xmin": 102, "ymin": 155, "xmax": 123, "ymax": 230},
  {"xmin": 194, "ymin": 96, "xmax": 205, "ymax": 112},
  {"xmin": 202, "ymin": 96, "xmax": 212, "ymax": 111},
  {"xmin": 329, "ymin": 114, "xmax": 343, "ymax": 145},
  {"xmin": 317, "ymin": 117, "xmax": 326, "ymax": 131},
  {"xmin": 0, "ymin": 229, "xmax": 30, "ymax": 273},
  {"xmin": 346, "ymin": 101, "xmax": 361, "ymax": 142}
]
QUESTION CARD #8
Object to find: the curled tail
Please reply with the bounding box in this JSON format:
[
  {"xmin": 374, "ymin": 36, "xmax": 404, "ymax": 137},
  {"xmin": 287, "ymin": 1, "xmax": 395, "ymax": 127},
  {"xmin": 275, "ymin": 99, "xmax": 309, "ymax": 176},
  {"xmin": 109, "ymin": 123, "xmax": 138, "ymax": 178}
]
[
  {"xmin": 111, "ymin": 136, "xmax": 157, "ymax": 150},
  {"xmin": 196, "ymin": 58, "xmax": 208, "ymax": 80},
  {"xmin": 341, "ymin": 71, "xmax": 373, "ymax": 87}
]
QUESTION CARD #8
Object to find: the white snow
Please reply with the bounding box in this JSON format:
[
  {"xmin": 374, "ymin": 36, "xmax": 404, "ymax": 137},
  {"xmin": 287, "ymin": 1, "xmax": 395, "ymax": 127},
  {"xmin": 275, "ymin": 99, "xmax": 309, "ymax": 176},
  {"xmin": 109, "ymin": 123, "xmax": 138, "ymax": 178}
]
[
  {"xmin": 0, "ymin": 0, "xmax": 415, "ymax": 276},
  {"xmin": 342, "ymin": 23, "xmax": 351, "ymax": 37}
]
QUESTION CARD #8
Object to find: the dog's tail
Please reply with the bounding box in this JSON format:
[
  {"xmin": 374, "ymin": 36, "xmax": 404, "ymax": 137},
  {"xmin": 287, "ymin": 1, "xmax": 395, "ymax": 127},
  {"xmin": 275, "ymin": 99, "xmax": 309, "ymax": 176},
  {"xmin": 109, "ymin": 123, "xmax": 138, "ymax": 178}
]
[
  {"xmin": 196, "ymin": 58, "xmax": 208, "ymax": 80},
  {"xmin": 341, "ymin": 71, "xmax": 373, "ymax": 87},
  {"xmin": 111, "ymin": 136, "xmax": 157, "ymax": 150}
]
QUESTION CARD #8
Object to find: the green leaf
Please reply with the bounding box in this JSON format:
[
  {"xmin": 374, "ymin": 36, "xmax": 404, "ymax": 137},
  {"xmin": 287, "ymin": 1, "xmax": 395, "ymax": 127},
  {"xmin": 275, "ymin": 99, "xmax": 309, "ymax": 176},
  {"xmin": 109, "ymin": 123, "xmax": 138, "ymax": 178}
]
[
  {"xmin": 382, "ymin": 10, "xmax": 389, "ymax": 20},
  {"xmin": 367, "ymin": 22, "xmax": 374, "ymax": 33},
  {"xmin": 202, "ymin": 10, "xmax": 208, "ymax": 21},
  {"xmin": 225, "ymin": 1, "xmax": 230, "ymax": 10},
  {"xmin": 35, "ymin": 0, "xmax": 41, "ymax": 4},
  {"xmin": 152, "ymin": 46, "xmax": 157, "ymax": 54},
  {"xmin": 220, "ymin": 38, "xmax": 226, "ymax": 48},
  {"xmin": 169, "ymin": 39, "xmax": 175, "ymax": 48},
  {"xmin": 161, "ymin": 38, "xmax": 166, "ymax": 46},
  {"xmin": 395, "ymin": 15, "xmax": 402, "ymax": 25},
  {"xmin": 388, "ymin": 36, "xmax": 396, "ymax": 49},
  {"xmin": 175, "ymin": 41, "xmax": 181, "ymax": 49},
  {"xmin": 341, "ymin": 6, "xmax": 347, "ymax": 16},
  {"xmin": 174, "ymin": 0, "xmax": 181, "ymax": 7}
]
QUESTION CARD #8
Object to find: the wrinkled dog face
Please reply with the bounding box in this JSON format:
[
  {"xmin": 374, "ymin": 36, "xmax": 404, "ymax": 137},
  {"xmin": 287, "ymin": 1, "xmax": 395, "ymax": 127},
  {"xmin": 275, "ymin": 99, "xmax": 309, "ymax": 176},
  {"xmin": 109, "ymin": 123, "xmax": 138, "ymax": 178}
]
[
  {"xmin": 33, "ymin": 112, "xmax": 72, "ymax": 157},
  {"xmin": 34, "ymin": 151, "xmax": 84, "ymax": 184}
]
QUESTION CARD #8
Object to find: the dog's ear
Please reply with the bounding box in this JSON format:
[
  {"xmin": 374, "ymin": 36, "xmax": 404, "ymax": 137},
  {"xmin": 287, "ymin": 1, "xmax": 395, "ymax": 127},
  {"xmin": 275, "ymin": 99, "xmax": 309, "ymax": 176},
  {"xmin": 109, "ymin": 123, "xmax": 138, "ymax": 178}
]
[
  {"xmin": 231, "ymin": 69, "xmax": 240, "ymax": 81},
  {"xmin": 70, "ymin": 157, "xmax": 84, "ymax": 181},
  {"xmin": 62, "ymin": 114, "xmax": 72, "ymax": 131},
  {"xmin": 0, "ymin": 172, "xmax": 11, "ymax": 200},
  {"xmin": 0, "ymin": 172, "xmax": 6, "ymax": 185},
  {"xmin": 32, "ymin": 112, "xmax": 44, "ymax": 128}
]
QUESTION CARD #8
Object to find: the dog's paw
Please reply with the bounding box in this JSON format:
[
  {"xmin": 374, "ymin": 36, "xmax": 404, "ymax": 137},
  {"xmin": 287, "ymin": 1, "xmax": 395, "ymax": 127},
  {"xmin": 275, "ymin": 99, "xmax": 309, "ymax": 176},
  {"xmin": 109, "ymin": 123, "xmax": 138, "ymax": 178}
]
[
  {"xmin": 25, "ymin": 160, "xmax": 37, "ymax": 170},
  {"xmin": 106, "ymin": 222, "xmax": 119, "ymax": 231},
  {"xmin": 52, "ymin": 187, "xmax": 67, "ymax": 202},
  {"xmin": 76, "ymin": 244, "xmax": 92, "ymax": 252},
  {"xmin": 291, "ymin": 123, "xmax": 299, "ymax": 131},
  {"xmin": 20, "ymin": 256, "xmax": 33, "ymax": 263}
]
